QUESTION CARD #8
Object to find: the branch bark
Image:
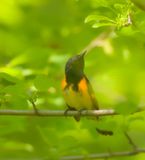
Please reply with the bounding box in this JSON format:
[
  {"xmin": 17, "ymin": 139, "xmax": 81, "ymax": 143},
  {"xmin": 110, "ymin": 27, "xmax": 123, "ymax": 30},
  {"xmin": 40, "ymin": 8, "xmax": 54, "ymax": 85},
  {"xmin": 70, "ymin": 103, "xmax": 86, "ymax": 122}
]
[
  {"xmin": 0, "ymin": 109, "xmax": 116, "ymax": 117},
  {"xmin": 61, "ymin": 148, "xmax": 145, "ymax": 160},
  {"xmin": 81, "ymin": 28, "xmax": 114, "ymax": 53}
]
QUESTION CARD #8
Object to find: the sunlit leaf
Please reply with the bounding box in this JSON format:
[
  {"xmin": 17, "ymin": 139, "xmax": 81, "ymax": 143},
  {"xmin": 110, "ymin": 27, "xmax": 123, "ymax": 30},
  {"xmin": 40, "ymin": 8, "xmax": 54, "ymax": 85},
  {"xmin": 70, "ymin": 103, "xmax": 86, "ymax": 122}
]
[
  {"xmin": 0, "ymin": 72, "xmax": 18, "ymax": 84},
  {"xmin": 85, "ymin": 15, "xmax": 115, "ymax": 24}
]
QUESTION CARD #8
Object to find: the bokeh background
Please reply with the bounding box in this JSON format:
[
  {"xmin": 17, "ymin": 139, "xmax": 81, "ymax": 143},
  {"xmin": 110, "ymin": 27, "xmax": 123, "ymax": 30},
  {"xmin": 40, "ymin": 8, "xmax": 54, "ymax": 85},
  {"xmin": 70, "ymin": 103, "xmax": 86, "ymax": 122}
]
[{"xmin": 0, "ymin": 0, "xmax": 145, "ymax": 159}]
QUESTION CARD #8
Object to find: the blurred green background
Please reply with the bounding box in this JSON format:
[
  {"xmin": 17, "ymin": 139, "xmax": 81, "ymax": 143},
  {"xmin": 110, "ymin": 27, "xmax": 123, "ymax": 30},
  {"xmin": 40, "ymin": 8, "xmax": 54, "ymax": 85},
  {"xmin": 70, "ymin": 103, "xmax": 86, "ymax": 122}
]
[{"xmin": 0, "ymin": 0, "xmax": 145, "ymax": 159}]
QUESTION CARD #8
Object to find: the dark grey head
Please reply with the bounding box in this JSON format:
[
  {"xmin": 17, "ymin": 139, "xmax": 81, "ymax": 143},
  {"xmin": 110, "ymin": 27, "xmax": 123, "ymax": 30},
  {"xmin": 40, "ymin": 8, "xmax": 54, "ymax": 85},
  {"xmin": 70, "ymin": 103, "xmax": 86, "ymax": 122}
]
[{"xmin": 65, "ymin": 51, "xmax": 87, "ymax": 83}]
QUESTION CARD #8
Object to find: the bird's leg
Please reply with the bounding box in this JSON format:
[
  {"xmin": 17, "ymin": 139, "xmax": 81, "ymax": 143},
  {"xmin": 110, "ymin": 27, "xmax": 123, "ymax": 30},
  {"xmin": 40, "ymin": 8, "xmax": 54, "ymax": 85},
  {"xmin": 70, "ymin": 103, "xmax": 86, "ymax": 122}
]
[
  {"xmin": 78, "ymin": 108, "xmax": 87, "ymax": 115},
  {"xmin": 74, "ymin": 108, "xmax": 87, "ymax": 121},
  {"xmin": 64, "ymin": 105, "xmax": 84, "ymax": 121},
  {"xmin": 64, "ymin": 105, "xmax": 76, "ymax": 116}
]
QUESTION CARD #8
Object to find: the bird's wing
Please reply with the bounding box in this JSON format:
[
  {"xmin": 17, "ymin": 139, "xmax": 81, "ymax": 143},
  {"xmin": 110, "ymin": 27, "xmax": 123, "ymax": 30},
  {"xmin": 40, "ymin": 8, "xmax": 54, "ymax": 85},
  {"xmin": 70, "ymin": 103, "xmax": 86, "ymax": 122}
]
[{"xmin": 84, "ymin": 76, "xmax": 99, "ymax": 110}]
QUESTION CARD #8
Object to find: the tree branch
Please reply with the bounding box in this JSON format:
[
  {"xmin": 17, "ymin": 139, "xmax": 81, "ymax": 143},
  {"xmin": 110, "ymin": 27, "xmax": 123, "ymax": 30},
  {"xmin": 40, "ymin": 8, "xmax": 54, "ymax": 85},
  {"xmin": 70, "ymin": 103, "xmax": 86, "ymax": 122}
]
[
  {"xmin": 0, "ymin": 109, "xmax": 144, "ymax": 160},
  {"xmin": 61, "ymin": 148, "xmax": 145, "ymax": 160},
  {"xmin": 0, "ymin": 108, "xmax": 144, "ymax": 117},
  {"xmin": 81, "ymin": 28, "xmax": 114, "ymax": 53},
  {"xmin": 0, "ymin": 109, "xmax": 116, "ymax": 117}
]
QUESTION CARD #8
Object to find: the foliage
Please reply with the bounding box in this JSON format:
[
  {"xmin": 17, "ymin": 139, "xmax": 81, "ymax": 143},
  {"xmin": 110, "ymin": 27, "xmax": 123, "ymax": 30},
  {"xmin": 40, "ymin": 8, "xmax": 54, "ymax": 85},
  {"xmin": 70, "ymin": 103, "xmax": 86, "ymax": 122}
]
[{"xmin": 0, "ymin": 0, "xmax": 145, "ymax": 159}]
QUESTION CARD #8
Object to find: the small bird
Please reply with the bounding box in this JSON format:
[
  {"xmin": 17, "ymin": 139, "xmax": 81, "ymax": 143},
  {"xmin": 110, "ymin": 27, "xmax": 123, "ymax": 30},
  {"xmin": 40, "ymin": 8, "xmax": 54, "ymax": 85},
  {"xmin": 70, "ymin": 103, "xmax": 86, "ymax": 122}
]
[{"xmin": 62, "ymin": 51, "xmax": 99, "ymax": 121}]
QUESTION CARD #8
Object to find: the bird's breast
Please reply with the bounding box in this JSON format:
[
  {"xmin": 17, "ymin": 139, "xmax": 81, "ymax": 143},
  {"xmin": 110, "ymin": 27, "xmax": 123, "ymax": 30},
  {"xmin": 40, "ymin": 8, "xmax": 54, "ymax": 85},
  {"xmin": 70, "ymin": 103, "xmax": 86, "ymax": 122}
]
[{"xmin": 62, "ymin": 77, "xmax": 93, "ymax": 110}]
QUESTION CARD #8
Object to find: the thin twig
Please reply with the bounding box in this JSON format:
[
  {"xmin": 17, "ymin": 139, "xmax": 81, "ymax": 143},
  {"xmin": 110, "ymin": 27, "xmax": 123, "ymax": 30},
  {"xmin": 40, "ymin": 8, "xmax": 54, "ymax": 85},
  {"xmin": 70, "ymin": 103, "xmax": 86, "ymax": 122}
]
[
  {"xmin": 29, "ymin": 98, "xmax": 40, "ymax": 115},
  {"xmin": 61, "ymin": 148, "xmax": 145, "ymax": 160},
  {"xmin": 124, "ymin": 132, "xmax": 137, "ymax": 150},
  {"xmin": 0, "ymin": 109, "xmax": 116, "ymax": 117},
  {"xmin": 81, "ymin": 28, "xmax": 114, "ymax": 53}
]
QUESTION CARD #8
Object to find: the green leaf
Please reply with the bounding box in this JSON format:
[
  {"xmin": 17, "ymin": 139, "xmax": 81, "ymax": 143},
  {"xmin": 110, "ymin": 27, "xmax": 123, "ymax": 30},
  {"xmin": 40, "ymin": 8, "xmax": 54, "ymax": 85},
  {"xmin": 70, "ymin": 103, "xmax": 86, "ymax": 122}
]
[
  {"xmin": 114, "ymin": 3, "xmax": 124, "ymax": 11},
  {"xmin": 34, "ymin": 75, "xmax": 50, "ymax": 91},
  {"xmin": 92, "ymin": 22, "xmax": 116, "ymax": 28},
  {"xmin": 85, "ymin": 14, "xmax": 116, "ymax": 28},
  {"xmin": 3, "ymin": 82, "xmax": 28, "ymax": 97},
  {"xmin": 7, "ymin": 96, "xmax": 28, "ymax": 109},
  {"xmin": 131, "ymin": 0, "xmax": 145, "ymax": 11},
  {"xmin": 0, "ymin": 72, "xmax": 18, "ymax": 84},
  {"xmin": 85, "ymin": 15, "xmax": 115, "ymax": 24},
  {"xmin": 115, "ymin": 101, "xmax": 137, "ymax": 115}
]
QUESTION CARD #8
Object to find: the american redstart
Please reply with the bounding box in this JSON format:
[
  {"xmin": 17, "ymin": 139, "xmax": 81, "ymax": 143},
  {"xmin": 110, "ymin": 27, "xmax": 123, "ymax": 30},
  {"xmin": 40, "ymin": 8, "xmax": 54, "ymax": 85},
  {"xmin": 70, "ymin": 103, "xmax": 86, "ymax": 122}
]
[{"xmin": 62, "ymin": 51, "xmax": 99, "ymax": 121}]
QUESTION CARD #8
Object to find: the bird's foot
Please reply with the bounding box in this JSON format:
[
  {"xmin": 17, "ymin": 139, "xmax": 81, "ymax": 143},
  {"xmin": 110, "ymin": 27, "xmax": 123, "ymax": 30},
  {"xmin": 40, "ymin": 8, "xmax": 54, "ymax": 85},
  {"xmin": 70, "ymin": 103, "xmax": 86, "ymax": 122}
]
[
  {"xmin": 64, "ymin": 107, "xmax": 87, "ymax": 121},
  {"xmin": 64, "ymin": 107, "xmax": 76, "ymax": 116},
  {"xmin": 74, "ymin": 108, "xmax": 87, "ymax": 122}
]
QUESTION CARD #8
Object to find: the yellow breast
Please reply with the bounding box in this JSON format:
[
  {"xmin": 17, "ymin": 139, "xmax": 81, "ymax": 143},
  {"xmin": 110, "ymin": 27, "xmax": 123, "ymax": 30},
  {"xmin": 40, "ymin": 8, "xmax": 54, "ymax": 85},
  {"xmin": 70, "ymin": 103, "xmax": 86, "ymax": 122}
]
[{"xmin": 62, "ymin": 78, "xmax": 94, "ymax": 110}]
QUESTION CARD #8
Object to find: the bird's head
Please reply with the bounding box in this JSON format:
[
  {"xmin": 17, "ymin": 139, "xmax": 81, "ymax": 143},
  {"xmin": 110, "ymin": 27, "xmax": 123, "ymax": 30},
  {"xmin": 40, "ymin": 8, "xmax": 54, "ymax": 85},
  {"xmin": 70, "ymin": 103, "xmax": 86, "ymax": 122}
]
[{"xmin": 65, "ymin": 51, "xmax": 87, "ymax": 83}]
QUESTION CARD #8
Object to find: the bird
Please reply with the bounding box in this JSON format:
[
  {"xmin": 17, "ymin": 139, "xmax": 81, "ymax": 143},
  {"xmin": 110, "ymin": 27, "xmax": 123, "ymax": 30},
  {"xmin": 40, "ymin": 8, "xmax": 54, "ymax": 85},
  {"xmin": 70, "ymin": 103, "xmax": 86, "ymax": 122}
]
[{"xmin": 61, "ymin": 51, "xmax": 99, "ymax": 121}]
